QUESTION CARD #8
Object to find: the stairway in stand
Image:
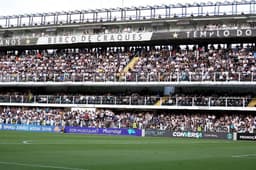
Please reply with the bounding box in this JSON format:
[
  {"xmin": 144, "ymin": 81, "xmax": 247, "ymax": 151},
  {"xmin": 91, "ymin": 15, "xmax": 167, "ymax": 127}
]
[
  {"xmin": 122, "ymin": 56, "xmax": 139, "ymax": 73},
  {"xmin": 248, "ymin": 98, "xmax": 256, "ymax": 107}
]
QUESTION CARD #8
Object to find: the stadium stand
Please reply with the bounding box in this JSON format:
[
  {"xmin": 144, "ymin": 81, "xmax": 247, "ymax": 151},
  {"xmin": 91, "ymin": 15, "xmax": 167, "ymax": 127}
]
[
  {"xmin": 0, "ymin": 107, "xmax": 255, "ymax": 133},
  {"xmin": 0, "ymin": 0, "xmax": 255, "ymax": 134},
  {"xmin": 0, "ymin": 46, "xmax": 256, "ymax": 82}
]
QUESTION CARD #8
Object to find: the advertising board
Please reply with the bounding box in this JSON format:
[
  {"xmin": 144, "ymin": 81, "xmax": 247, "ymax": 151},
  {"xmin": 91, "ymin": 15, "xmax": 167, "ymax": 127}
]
[{"xmin": 64, "ymin": 127, "xmax": 142, "ymax": 136}]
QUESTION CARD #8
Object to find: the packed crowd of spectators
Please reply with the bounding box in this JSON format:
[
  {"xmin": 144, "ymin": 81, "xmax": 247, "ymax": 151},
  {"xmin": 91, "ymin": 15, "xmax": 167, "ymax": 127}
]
[
  {"xmin": 0, "ymin": 49, "xmax": 131, "ymax": 82},
  {"xmin": 127, "ymin": 46, "xmax": 256, "ymax": 82},
  {"xmin": 0, "ymin": 107, "xmax": 255, "ymax": 133},
  {"xmin": 0, "ymin": 46, "xmax": 256, "ymax": 82}
]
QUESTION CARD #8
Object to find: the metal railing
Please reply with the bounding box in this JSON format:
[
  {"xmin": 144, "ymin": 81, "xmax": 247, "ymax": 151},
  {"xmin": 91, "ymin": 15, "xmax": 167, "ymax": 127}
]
[
  {"xmin": 0, "ymin": 72, "xmax": 255, "ymax": 82},
  {"xmin": 0, "ymin": 95, "xmax": 251, "ymax": 107},
  {"xmin": 1, "ymin": 0, "xmax": 255, "ymax": 28}
]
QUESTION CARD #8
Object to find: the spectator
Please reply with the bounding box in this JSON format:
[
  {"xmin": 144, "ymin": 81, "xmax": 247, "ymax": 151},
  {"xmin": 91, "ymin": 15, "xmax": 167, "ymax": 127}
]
[{"xmin": 0, "ymin": 107, "xmax": 255, "ymax": 133}]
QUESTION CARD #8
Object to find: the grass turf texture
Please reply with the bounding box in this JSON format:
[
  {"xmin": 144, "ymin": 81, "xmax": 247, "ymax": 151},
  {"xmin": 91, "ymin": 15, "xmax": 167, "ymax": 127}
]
[{"xmin": 0, "ymin": 131, "xmax": 255, "ymax": 170}]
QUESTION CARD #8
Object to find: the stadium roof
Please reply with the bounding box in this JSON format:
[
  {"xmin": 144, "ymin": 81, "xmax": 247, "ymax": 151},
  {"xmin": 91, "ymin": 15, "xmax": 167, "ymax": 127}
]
[{"xmin": 0, "ymin": 0, "xmax": 255, "ymax": 28}]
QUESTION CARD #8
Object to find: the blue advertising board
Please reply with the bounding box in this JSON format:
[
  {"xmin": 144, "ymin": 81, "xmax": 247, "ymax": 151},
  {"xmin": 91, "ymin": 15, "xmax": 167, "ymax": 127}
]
[
  {"xmin": 64, "ymin": 126, "xmax": 142, "ymax": 136},
  {"xmin": 0, "ymin": 124, "xmax": 61, "ymax": 133}
]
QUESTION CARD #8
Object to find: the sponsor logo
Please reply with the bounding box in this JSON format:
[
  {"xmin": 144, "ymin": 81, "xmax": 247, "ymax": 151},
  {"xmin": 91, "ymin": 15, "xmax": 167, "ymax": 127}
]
[
  {"xmin": 16, "ymin": 125, "xmax": 29, "ymax": 131},
  {"xmin": 227, "ymin": 133, "xmax": 233, "ymax": 140},
  {"xmin": 172, "ymin": 131, "xmax": 202, "ymax": 138},
  {"xmin": 2, "ymin": 124, "xmax": 16, "ymax": 130},
  {"xmin": 0, "ymin": 124, "xmax": 61, "ymax": 133},
  {"xmin": 41, "ymin": 126, "xmax": 53, "ymax": 132},
  {"xmin": 29, "ymin": 126, "xmax": 41, "ymax": 131},
  {"xmin": 69, "ymin": 128, "xmax": 99, "ymax": 134},
  {"xmin": 239, "ymin": 135, "xmax": 256, "ymax": 140},
  {"xmin": 102, "ymin": 128, "xmax": 122, "ymax": 135},
  {"xmin": 145, "ymin": 130, "xmax": 166, "ymax": 137},
  {"xmin": 64, "ymin": 127, "xmax": 142, "ymax": 136},
  {"xmin": 128, "ymin": 129, "xmax": 136, "ymax": 135},
  {"xmin": 203, "ymin": 133, "xmax": 218, "ymax": 138},
  {"xmin": 37, "ymin": 32, "xmax": 153, "ymax": 45}
]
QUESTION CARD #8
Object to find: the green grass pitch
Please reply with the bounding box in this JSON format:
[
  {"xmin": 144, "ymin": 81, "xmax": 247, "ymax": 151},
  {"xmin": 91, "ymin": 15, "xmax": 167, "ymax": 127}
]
[{"xmin": 0, "ymin": 131, "xmax": 255, "ymax": 170}]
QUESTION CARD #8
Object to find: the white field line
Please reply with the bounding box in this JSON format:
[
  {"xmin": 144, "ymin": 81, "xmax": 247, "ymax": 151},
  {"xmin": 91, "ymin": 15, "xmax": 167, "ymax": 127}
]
[
  {"xmin": 0, "ymin": 143, "xmax": 22, "ymax": 144},
  {"xmin": 0, "ymin": 161, "xmax": 87, "ymax": 170},
  {"xmin": 22, "ymin": 140, "xmax": 31, "ymax": 144},
  {"xmin": 232, "ymin": 154, "xmax": 256, "ymax": 158},
  {"xmin": 0, "ymin": 140, "xmax": 32, "ymax": 144},
  {"xmin": 0, "ymin": 140, "xmax": 232, "ymax": 145}
]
